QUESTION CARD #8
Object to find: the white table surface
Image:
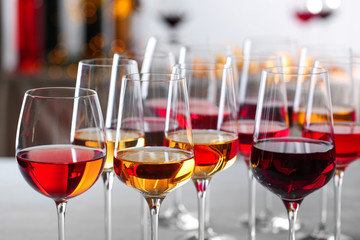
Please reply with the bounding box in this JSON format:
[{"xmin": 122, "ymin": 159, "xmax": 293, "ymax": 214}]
[{"xmin": 1, "ymin": 156, "xmax": 360, "ymax": 240}]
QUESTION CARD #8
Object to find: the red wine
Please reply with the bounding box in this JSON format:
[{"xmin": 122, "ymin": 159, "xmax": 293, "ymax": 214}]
[
  {"xmin": 17, "ymin": 145, "xmax": 105, "ymax": 202},
  {"xmin": 189, "ymin": 99, "xmax": 229, "ymax": 129},
  {"xmin": 303, "ymin": 122, "xmax": 360, "ymax": 171},
  {"xmin": 251, "ymin": 138, "xmax": 335, "ymax": 201},
  {"xmin": 238, "ymin": 98, "xmax": 291, "ymax": 125},
  {"xmin": 144, "ymin": 117, "xmax": 167, "ymax": 146},
  {"xmin": 161, "ymin": 13, "xmax": 185, "ymax": 28},
  {"xmin": 236, "ymin": 120, "xmax": 289, "ymax": 160},
  {"xmin": 145, "ymin": 98, "xmax": 168, "ymax": 118}
]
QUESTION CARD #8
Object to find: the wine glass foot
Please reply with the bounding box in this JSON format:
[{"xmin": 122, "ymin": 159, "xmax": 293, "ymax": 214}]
[
  {"xmin": 299, "ymin": 232, "xmax": 353, "ymax": 240},
  {"xmin": 239, "ymin": 212, "xmax": 302, "ymax": 233},
  {"xmin": 177, "ymin": 227, "xmax": 237, "ymax": 240},
  {"xmin": 159, "ymin": 204, "xmax": 198, "ymax": 231}
]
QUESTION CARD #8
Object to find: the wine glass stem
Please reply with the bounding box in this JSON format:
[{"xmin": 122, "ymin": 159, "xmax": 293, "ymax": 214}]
[
  {"xmin": 286, "ymin": 202, "xmax": 300, "ymax": 240},
  {"xmin": 194, "ymin": 178, "xmax": 210, "ymax": 240},
  {"xmin": 247, "ymin": 163, "xmax": 256, "ymax": 240},
  {"xmin": 334, "ymin": 170, "xmax": 344, "ymax": 240},
  {"xmin": 145, "ymin": 197, "xmax": 164, "ymax": 240},
  {"xmin": 102, "ymin": 171, "xmax": 115, "ymax": 240},
  {"xmin": 318, "ymin": 185, "xmax": 328, "ymax": 231},
  {"xmin": 56, "ymin": 201, "xmax": 67, "ymax": 240}
]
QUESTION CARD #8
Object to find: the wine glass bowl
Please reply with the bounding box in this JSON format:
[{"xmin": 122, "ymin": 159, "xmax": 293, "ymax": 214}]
[{"xmin": 16, "ymin": 87, "xmax": 106, "ymax": 240}]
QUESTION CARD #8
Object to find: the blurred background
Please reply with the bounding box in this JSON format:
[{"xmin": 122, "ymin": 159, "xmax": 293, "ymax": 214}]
[{"xmin": 0, "ymin": 0, "xmax": 357, "ymax": 156}]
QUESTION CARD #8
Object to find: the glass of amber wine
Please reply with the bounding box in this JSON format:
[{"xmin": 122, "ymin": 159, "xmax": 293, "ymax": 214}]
[
  {"xmin": 113, "ymin": 73, "xmax": 195, "ymax": 240},
  {"xmin": 176, "ymin": 62, "xmax": 239, "ymax": 240},
  {"xmin": 16, "ymin": 87, "xmax": 106, "ymax": 240},
  {"xmin": 75, "ymin": 58, "xmax": 138, "ymax": 240}
]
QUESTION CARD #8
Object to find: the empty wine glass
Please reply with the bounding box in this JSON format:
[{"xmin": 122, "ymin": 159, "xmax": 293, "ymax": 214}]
[
  {"xmin": 252, "ymin": 66, "xmax": 336, "ymax": 240},
  {"xmin": 175, "ymin": 62, "xmax": 239, "ymax": 240},
  {"xmin": 16, "ymin": 87, "xmax": 106, "ymax": 240},
  {"xmin": 114, "ymin": 72, "xmax": 195, "ymax": 240},
  {"xmin": 76, "ymin": 58, "xmax": 138, "ymax": 240}
]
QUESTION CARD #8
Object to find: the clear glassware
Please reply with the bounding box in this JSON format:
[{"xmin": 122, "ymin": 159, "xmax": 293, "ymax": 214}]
[
  {"xmin": 16, "ymin": 87, "xmax": 107, "ymax": 240},
  {"xmin": 114, "ymin": 72, "xmax": 195, "ymax": 240},
  {"xmin": 176, "ymin": 62, "xmax": 239, "ymax": 240},
  {"xmin": 114, "ymin": 50, "xmax": 197, "ymax": 234},
  {"xmin": 175, "ymin": 44, "xmax": 235, "ymax": 239},
  {"xmin": 252, "ymin": 66, "xmax": 336, "ymax": 240},
  {"xmin": 241, "ymin": 36, "xmax": 300, "ymax": 233},
  {"xmin": 309, "ymin": 57, "xmax": 360, "ymax": 240},
  {"xmin": 76, "ymin": 58, "xmax": 138, "ymax": 240},
  {"xmin": 297, "ymin": 46, "xmax": 353, "ymax": 240},
  {"xmin": 233, "ymin": 54, "xmax": 282, "ymax": 239}
]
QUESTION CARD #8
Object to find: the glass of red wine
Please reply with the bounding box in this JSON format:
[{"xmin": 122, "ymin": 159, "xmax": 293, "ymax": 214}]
[
  {"xmin": 251, "ymin": 66, "xmax": 336, "ymax": 240},
  {"xmin": 233, "ymin": 54, "xmax": 282, "ymax": 238},
  {"xmin": 175, "ymin": 62, "xmax": 239, "ymax": 240},
  {"xmin": 307, "ymin": 57, "xmax": 360, "ymax": 240},
  {"xmin": 16, "ymin": 87, "xmax": 107, "ymax": 240},
  {"xmin": 297, "ymin": 47, "xmax": 352, "ymax": 240},
  {"xmin": 114, "ymin": 72, "xmax": 195, "ymax": 240},
  {"xmin": 76, "ymin": 58, "xmax": 138, "ymax": 240}
]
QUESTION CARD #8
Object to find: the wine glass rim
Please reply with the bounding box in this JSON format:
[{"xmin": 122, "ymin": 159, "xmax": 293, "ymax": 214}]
[
  {"xmin": 315, "ymin": 56, "xmax": 360, "ymax": 65},
  {"xmin": 263, "ymin": 66, "xmax": 328, "ymax": 76},
  {"xmin": 123, "ymin": 72, "xmax": 185, "ymax": 82},
  {"xmin": 176, "ymin": 62, "xmax": 231, "ymax": 71},
  {"xmin": 25, "ymin": 87, "xmax": 98, "ymax": 99},
  {"xmin": 79, "ymin": 58, "xmax": 137, "ymax": 67},
  {"xmin": 115, "ymin": 50, "xmax": 170, "ymax": 59},
  {"xmin": 232, "ymin": 54, "xmax": 281, "ymax": 61}
]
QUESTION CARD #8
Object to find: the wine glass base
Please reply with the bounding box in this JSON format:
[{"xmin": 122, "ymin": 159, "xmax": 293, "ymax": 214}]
[
  {"xmin": 299, "ymin": 232, "xmax": 353, "ymax": 240},
  {"xmin": 177, "ymin": 227, "xmax": 237, "ymax": 240},
  {"xmin": 159, "ymin": 204, "xmax": 198, "ymax": 231},
  {"xmin": 239, "ymin": 212, "xmax": 302, "ymax": 233}
]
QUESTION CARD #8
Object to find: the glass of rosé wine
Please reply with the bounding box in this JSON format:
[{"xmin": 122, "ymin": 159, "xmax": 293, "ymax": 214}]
[
  {"xmin": 251, "ymin": 66, "xmax": 336, "ymax": 240},
  {"xmin": 16, "ymin": 87, "xmax": 107, "ymax": 240},
  {"xmin": 113, "ymin": 73, "xmax": 195, "ymax": 240},
  {"xmin": 175, "ymin": 61, "xmax": 239, "ymax": 240},
  {"xmin": 76, "ymin": 57, "xmax": 139, "ymax": 240}
]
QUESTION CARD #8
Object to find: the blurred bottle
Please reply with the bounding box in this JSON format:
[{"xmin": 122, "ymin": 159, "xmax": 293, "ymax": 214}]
[{"xmin": 13, "ymin": 0, "xmax": 138, "ymax": 79}]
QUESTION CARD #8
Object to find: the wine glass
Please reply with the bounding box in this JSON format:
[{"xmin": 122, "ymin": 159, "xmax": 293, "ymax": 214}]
[
  {"xmin": 243, "ymin": 36, "xmax": 301, "ymax": 233},
  {"xmin": 16, "ymin": 87, "xmax": 106, "ymax": 240},
  {"xmin": 115, "ymin": 50, "xmax": 197, "ymax": 233},
  {"xmin": 176, "ymin": 44, "xmax": 237, "ymax": 239},
  {"xmin": 76, "ymin": 58, "xmax": 138, "ymax": 240},
  {"xmin": 308, "ymin": 57, "xmax": 360, "ymax": 240},
  {"xmin": 114, "ymin": 72, "xmax": 195, "ymax": 240},
  {"xmin": 176, "ymin": 62, "xmax": 239, "ymax": 240},
  {"xmin": 252, "ymin": 66, "xmax": 336, "ymax": 240},
  {"xmin": 154, "ymin": 0, "xmax": 192, "ymax": 43},
  {"xmin": 233, "ymin": 54, "xmax": 282, "ymax": 239},
  {"xmin": 297, "ymin": 47, "xmax": 353, "ymax": 240}
]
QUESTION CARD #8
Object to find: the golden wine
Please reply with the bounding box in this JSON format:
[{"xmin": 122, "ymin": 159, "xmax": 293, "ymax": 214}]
[
  {"xmin": 296, "ymin": 105, "xmax": 355, "ymax": 127},
  {"xmin": 166, "ymin": 130, "xmax": 239, "ymax": 179},
  {"xmin": 114, "ymin": 147, "xmax": 195, "ymax": 197},
  {"xmin": 74, "ymin": 128, "xmax": 144, "ymax": 170}
]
